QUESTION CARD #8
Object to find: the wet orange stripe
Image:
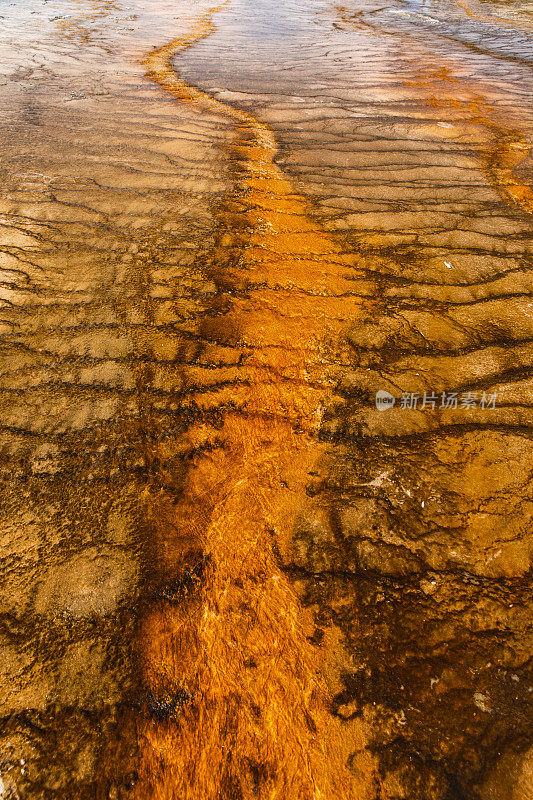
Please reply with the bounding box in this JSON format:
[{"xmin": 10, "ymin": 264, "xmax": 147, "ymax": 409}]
[{"xmin": 118, "ymin": 5, "xmax": 373, "ymax": 800}]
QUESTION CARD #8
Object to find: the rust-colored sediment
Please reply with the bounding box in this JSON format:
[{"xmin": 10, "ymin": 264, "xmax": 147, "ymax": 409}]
[
  {"xmin": 406, "ymin": 67, "xmax": 533, "ymax": 215},
  {"xmin": 452, "ymin": 0, "xmax": 533, "ymax": 31},
  {"xmin": 113, "ymin": 6, "xmax": 371, "ymax": 799}
]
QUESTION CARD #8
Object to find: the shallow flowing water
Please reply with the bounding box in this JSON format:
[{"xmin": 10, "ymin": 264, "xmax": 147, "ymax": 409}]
[{"xmin": 0, "ymin": 0, "xmax": 531, "ymax": 798}]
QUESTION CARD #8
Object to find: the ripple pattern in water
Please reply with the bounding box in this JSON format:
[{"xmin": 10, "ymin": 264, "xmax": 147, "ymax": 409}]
[{"xmin": 0, "ymin": 0, "xmax": 531, "ymax": 798}]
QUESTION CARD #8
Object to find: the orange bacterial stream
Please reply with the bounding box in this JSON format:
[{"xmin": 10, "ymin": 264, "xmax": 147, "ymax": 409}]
[{"xmin": 122, "ymin": 5, "xmax": 371, "ymax": 799}]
